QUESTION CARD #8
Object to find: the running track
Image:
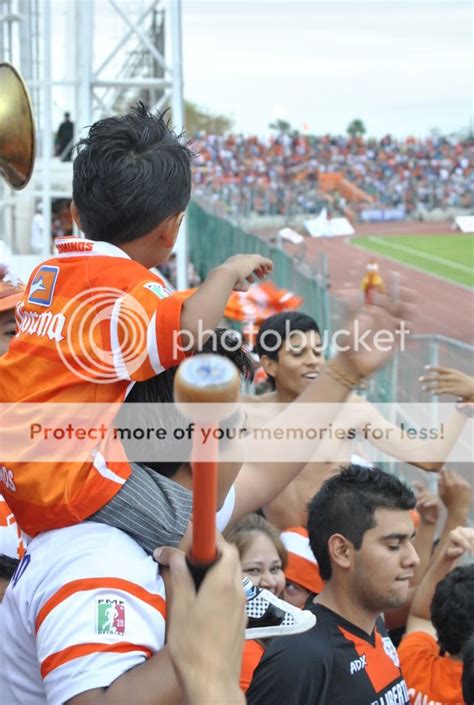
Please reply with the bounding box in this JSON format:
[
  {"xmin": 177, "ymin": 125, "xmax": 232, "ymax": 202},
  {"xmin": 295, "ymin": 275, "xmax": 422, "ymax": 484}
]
[{"xmin": 260, "ymin": 221, "xmax": 474, "ymax": 345}]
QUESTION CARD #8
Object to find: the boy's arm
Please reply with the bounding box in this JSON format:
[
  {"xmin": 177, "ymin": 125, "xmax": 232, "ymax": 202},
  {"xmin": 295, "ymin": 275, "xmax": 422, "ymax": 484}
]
[
  {"xmin": 406, "ymin": 525, "xmax": 474, "ymax": 634},
  {"xmin": 410, "ymin": 484, "xmax": 440, "ymax": 586},
  {"xmin": 180, "ymin": 255, "xmax": 272, "ymax": 351},
  {"xmin": 431, "ymin": 468, "xmax": 472, "ymax": 561}
]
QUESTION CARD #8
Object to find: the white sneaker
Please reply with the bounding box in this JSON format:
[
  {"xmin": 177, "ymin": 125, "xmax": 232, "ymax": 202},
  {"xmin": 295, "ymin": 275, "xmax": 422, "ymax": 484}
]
[{"xmin": 243, "ymin": 577, "xmax": 316, "ymax": 640}]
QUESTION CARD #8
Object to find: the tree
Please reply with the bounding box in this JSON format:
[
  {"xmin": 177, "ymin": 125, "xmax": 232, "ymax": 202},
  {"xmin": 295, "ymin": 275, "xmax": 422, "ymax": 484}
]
[
  {"xmin": 184, "ymin": 100, "xmax": 233, "ymax": 135},
  {"xmin": 347, "ymin": 119, "xmax": 366, "ymax": 138},
  {"xmin": 269, "ymin": 118, "xmax": 292, "ymax": 134}
]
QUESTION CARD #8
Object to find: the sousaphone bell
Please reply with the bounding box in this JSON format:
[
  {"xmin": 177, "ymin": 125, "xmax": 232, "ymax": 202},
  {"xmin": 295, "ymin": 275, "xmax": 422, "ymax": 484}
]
[{"xmin": 0, "ymin": 62, "xmax": 36, "ymax": 189}]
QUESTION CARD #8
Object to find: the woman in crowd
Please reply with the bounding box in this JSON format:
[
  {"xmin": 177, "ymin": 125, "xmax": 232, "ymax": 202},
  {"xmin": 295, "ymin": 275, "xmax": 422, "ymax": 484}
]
[{"xmin": 224, "ymin": 514, "xmax": 288, "ymax": 692}]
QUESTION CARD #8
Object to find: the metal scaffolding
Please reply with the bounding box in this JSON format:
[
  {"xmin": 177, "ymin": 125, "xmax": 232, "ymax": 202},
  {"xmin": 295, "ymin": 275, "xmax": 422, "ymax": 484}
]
[{"xmin": 0, "ymin": 0, "xmax": 187, "ymax": 287}]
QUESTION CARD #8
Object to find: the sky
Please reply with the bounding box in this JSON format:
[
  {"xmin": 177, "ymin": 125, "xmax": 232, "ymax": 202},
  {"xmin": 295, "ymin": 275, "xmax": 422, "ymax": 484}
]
[
  {"xmin": 180, "ymin": 0, "xmax": 472, "ymax": 137},
  {"xmin": 45, "ymin": 0, "xmax": 472, "ymax": 140}
]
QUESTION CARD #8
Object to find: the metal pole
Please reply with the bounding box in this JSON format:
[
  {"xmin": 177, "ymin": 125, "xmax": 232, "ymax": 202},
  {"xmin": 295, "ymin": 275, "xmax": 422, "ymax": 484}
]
[
  {"xmin": 169, "ymin": 0, "xmax": 187, "ymax": 290},
  {"xmin": 73, "ymin": 0, "xmax": 93, "ymax": 237},
  {"xmin": 40, "ymin": 0, "xmax": 52, "ymax": 256}
]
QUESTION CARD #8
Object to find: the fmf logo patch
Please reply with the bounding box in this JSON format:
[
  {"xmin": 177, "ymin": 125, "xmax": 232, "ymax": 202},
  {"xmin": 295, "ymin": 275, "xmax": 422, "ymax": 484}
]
[
  {"xmin": 96, "ymin": 598, "xmax": 126, "ymax": 636},
  {"xmin": 144, "ymin": 282, "xmax": 171, "ymax": 300},
  {"xmin": 28, "ymin": 266, "xmax": 59, "ymax": 307}
]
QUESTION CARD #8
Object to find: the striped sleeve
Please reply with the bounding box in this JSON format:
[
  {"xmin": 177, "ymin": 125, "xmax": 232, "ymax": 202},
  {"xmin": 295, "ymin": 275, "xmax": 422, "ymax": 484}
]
[
  {"xmin": 110, "ymin": 280, "xmax": 189, "ymax": 382},
  {"xmin": 35, "ymin": 577, "xmax": 166, "ymax": 705}
]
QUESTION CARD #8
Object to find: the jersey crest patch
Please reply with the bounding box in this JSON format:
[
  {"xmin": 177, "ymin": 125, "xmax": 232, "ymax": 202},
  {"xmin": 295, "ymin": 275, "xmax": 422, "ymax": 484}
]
[
  {"xmin": 143, "ymin": 282, "xmax": 171, "ymax": 300},
  {"xmin": 96, "ymin": 598, "xmax": 126, "ymax": 636},
  {"xmin": 28, "ymin": 265, "xmax": 59, "ymax": 307},
  {"xmin": 382, "ymin": 636, "xmax": 400, "ymax": 667}
]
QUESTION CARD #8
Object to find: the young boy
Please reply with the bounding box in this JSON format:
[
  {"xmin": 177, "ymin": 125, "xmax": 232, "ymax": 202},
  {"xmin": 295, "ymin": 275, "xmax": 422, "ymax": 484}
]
[{"xmin": 0, "ymin": 103, "xmax": 272, "ymax": 552}]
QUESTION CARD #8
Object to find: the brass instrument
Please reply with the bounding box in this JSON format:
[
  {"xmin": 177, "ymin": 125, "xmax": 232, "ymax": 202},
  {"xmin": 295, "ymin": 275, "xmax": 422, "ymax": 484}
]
[{"xmin": 0, "ymin": 62, "xmax": 35, "ymax": 189}]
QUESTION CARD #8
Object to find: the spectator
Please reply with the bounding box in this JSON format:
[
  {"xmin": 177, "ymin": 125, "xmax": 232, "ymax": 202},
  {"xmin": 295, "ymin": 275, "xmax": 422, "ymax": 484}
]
[
  {"xmin": 280, "ymin": 526, "xmax": 325, "ymax": 608},
  {"xmin": 224, "ymin": 514, "xmax": 288, "ymax": 693},
  {"xmin": 0, "ymin": 268, "xmax": 24, "ymax": 356},
  {"xmin": 250, "ymin": 310, "xmax": 468, "ymax": 529},
  {"xmin": 55, "ymin": 111, "xmax": 74, "ymax": 161},
  {"xmin": 224, "ymin": 514, "xmax": 287, "ymax": 596},
  {"xmin": 191, "ymin": 132, "xmax": 473, "ymax": 219},
  {"xmin": 30, "ymin": 203, "xmax": 44, "ymax": 253},
  {"xmin": 398, "ymin": 526, "xmax": 474, "ymax": 705},
  {"xmin": 247, "ymin": 465, "xmax": 419, "ymax": 704}
]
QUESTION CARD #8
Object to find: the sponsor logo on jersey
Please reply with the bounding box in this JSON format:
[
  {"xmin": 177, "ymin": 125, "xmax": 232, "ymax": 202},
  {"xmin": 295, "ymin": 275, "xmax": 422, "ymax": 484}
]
[
  {"xmin": 97, "ymin": 598, "xmax": 126, "ymax": 636},
  {"xmin": 0, "ymin": 465, "xmax": 16, "ymax": 493},
  {"xmin": 28, "ymin": 265, "xmax": 59, "ymax": 307},
  {"xmin": 350, "ymin": 654, "xmax": 367, "ymax": 674},
  {"xmin": 56, "ymin": 240, "xmax": 94, "ymax": 254},
  {"xmin": 370, "ymin": 679, "xmax": 409, "ymax": 705},
  {"xmin": 382, "ymin": 636, "xmax": 400, "ymax": 668},
  {"xmin": 17, "ymin": 309, "xmax": 66, "ymax": 342},
  {"xmin": 143, "ymin": 282, "xmax": 171, "ymax": 300}
]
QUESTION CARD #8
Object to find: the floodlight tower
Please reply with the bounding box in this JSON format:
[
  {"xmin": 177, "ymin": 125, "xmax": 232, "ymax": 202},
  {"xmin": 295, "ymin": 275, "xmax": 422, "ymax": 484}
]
[{"xmin": 0, "ymin": 0, "xmax": 188, "ymax": 288}]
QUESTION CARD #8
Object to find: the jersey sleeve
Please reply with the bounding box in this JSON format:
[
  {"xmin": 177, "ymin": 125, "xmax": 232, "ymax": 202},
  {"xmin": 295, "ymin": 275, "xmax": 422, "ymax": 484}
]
[
  {"xmin": 246, "ymin": 630, "xmax": 331, "ymax": 705},
  {"xmin": 34, "ymin": 574, "xmax": 166, "ymax": 705},
  {"xmin": 110, "ymin": 280, "xmax": 189, "ymax": 382}
]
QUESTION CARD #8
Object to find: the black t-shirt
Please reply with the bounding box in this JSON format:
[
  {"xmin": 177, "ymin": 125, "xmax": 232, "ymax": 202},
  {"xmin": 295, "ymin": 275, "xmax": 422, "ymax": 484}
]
[{"xmin": 246, "ymin": 603, "xmax": 410, "ymax": 705}]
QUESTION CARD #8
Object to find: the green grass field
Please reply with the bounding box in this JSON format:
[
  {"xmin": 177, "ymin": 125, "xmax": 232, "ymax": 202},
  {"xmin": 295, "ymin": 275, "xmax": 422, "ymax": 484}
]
[{"xmin": 352, "ymin": 234, "xmax": 474, "ymax": 287}]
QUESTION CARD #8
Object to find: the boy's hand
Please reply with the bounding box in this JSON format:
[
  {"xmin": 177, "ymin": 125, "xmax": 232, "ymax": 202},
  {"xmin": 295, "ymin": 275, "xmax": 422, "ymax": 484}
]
[
  {"xmin": 438, "ymin": 468, "xmax": 472, "ymax": 520},
  {"xmin": 412, "ymin": 481, "xmax": 440, "ymax": 526},
  {"xmin": 221, "ymin": 254, "xmax": 273, "ymax": 292},
  {"xmin": 442, "ymin": 526, "xmax": 474, "ymax": 563}
]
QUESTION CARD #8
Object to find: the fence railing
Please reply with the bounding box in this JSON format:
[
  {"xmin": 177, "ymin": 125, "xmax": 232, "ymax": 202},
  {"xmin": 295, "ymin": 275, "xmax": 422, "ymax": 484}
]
[{"xmin": 187, "ymin": 200, "xmax": 474, "ymax": 404}]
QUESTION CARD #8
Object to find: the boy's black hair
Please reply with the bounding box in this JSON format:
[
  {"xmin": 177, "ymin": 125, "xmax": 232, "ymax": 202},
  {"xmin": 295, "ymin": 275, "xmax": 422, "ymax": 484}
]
[
  {"xmin": 73, "ymin": 103, "xmax": 194, "ymax": 244},
  {"xmin": 255, "ymin": 311, "xmax": 321, "ymax": 390},
  {"xmin": 307, "ymin": 465, "xmax": 416, "ymax": 581},
  {"xmin": 431, "ymin": 565, "xmax": 474, "ymax": 656},
  {"xmin": 119, "ymin": 328, "xmax": 253, "ymax": 478}
]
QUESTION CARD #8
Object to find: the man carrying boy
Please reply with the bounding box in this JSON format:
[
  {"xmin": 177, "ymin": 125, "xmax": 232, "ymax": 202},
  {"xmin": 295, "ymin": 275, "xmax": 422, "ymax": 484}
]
[{"xmin": 0, "ymin": 103, "xmax": 272, "ymax": 553}]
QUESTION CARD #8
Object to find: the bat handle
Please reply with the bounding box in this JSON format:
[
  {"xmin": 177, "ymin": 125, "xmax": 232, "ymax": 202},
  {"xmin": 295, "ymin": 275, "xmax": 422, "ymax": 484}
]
[{"xmin": 186, "ymin": 553, "xmax": 219, "ymax": 591}]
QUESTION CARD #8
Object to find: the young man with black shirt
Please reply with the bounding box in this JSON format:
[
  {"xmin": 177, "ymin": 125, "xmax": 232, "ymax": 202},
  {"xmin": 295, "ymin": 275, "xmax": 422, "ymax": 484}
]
[{"xmin": 247, "ymin": 465, "xmax": 420, "ymax": 705}]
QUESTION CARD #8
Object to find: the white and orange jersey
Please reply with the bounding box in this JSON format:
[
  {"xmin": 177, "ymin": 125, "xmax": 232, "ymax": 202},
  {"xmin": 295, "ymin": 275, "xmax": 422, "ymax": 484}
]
[
  {"xmin": 280, "ymin": 526, "xmax": 325, "ymax": 595},
  {"xmin": 0, "ymin": 522, "xmax": 167, "ymax": 705},
  {"xmin": 0, "ymin": 495, "xmax": 25, "ymax": 559},
  {"xmin": 0, "ymin": 239, "xmax": 188, "ymax": 536}
]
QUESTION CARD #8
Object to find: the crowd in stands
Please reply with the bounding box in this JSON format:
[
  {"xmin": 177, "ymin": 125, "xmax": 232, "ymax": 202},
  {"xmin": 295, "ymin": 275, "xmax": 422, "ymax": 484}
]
[
  {"xmin": 0, "ymin": 105, "xmax": 473, "ymax": 705},
  {"xmin": 192, "ymin": 132, "xmax": 474, "ymax": 220}
]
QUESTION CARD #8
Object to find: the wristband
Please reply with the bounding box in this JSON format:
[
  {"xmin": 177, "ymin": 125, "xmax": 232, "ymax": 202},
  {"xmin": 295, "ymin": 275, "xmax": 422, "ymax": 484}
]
[{"xmin": 325, "ymin": 358, "xmax": 363, "ymax": 391}]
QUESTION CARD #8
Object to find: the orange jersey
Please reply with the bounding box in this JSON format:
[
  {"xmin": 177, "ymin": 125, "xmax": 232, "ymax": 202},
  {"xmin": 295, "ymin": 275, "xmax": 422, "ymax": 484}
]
[
  {"xmin": 0, "ymin": 238, "xmax": 187, "ymax": 536},
  {"xmin": 398, "ymin": 631, "xmax": 463, "ymax": 705},
  {"xmin": 240, "ymin": 640, "xmax": 264, "ymax": 693}
]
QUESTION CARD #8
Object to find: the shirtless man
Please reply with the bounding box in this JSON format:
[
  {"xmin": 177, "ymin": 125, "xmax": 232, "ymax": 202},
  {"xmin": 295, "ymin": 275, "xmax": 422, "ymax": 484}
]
[{"xmin": 246, "ymin": 311, "xmax": 469, "ymax": 529}]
